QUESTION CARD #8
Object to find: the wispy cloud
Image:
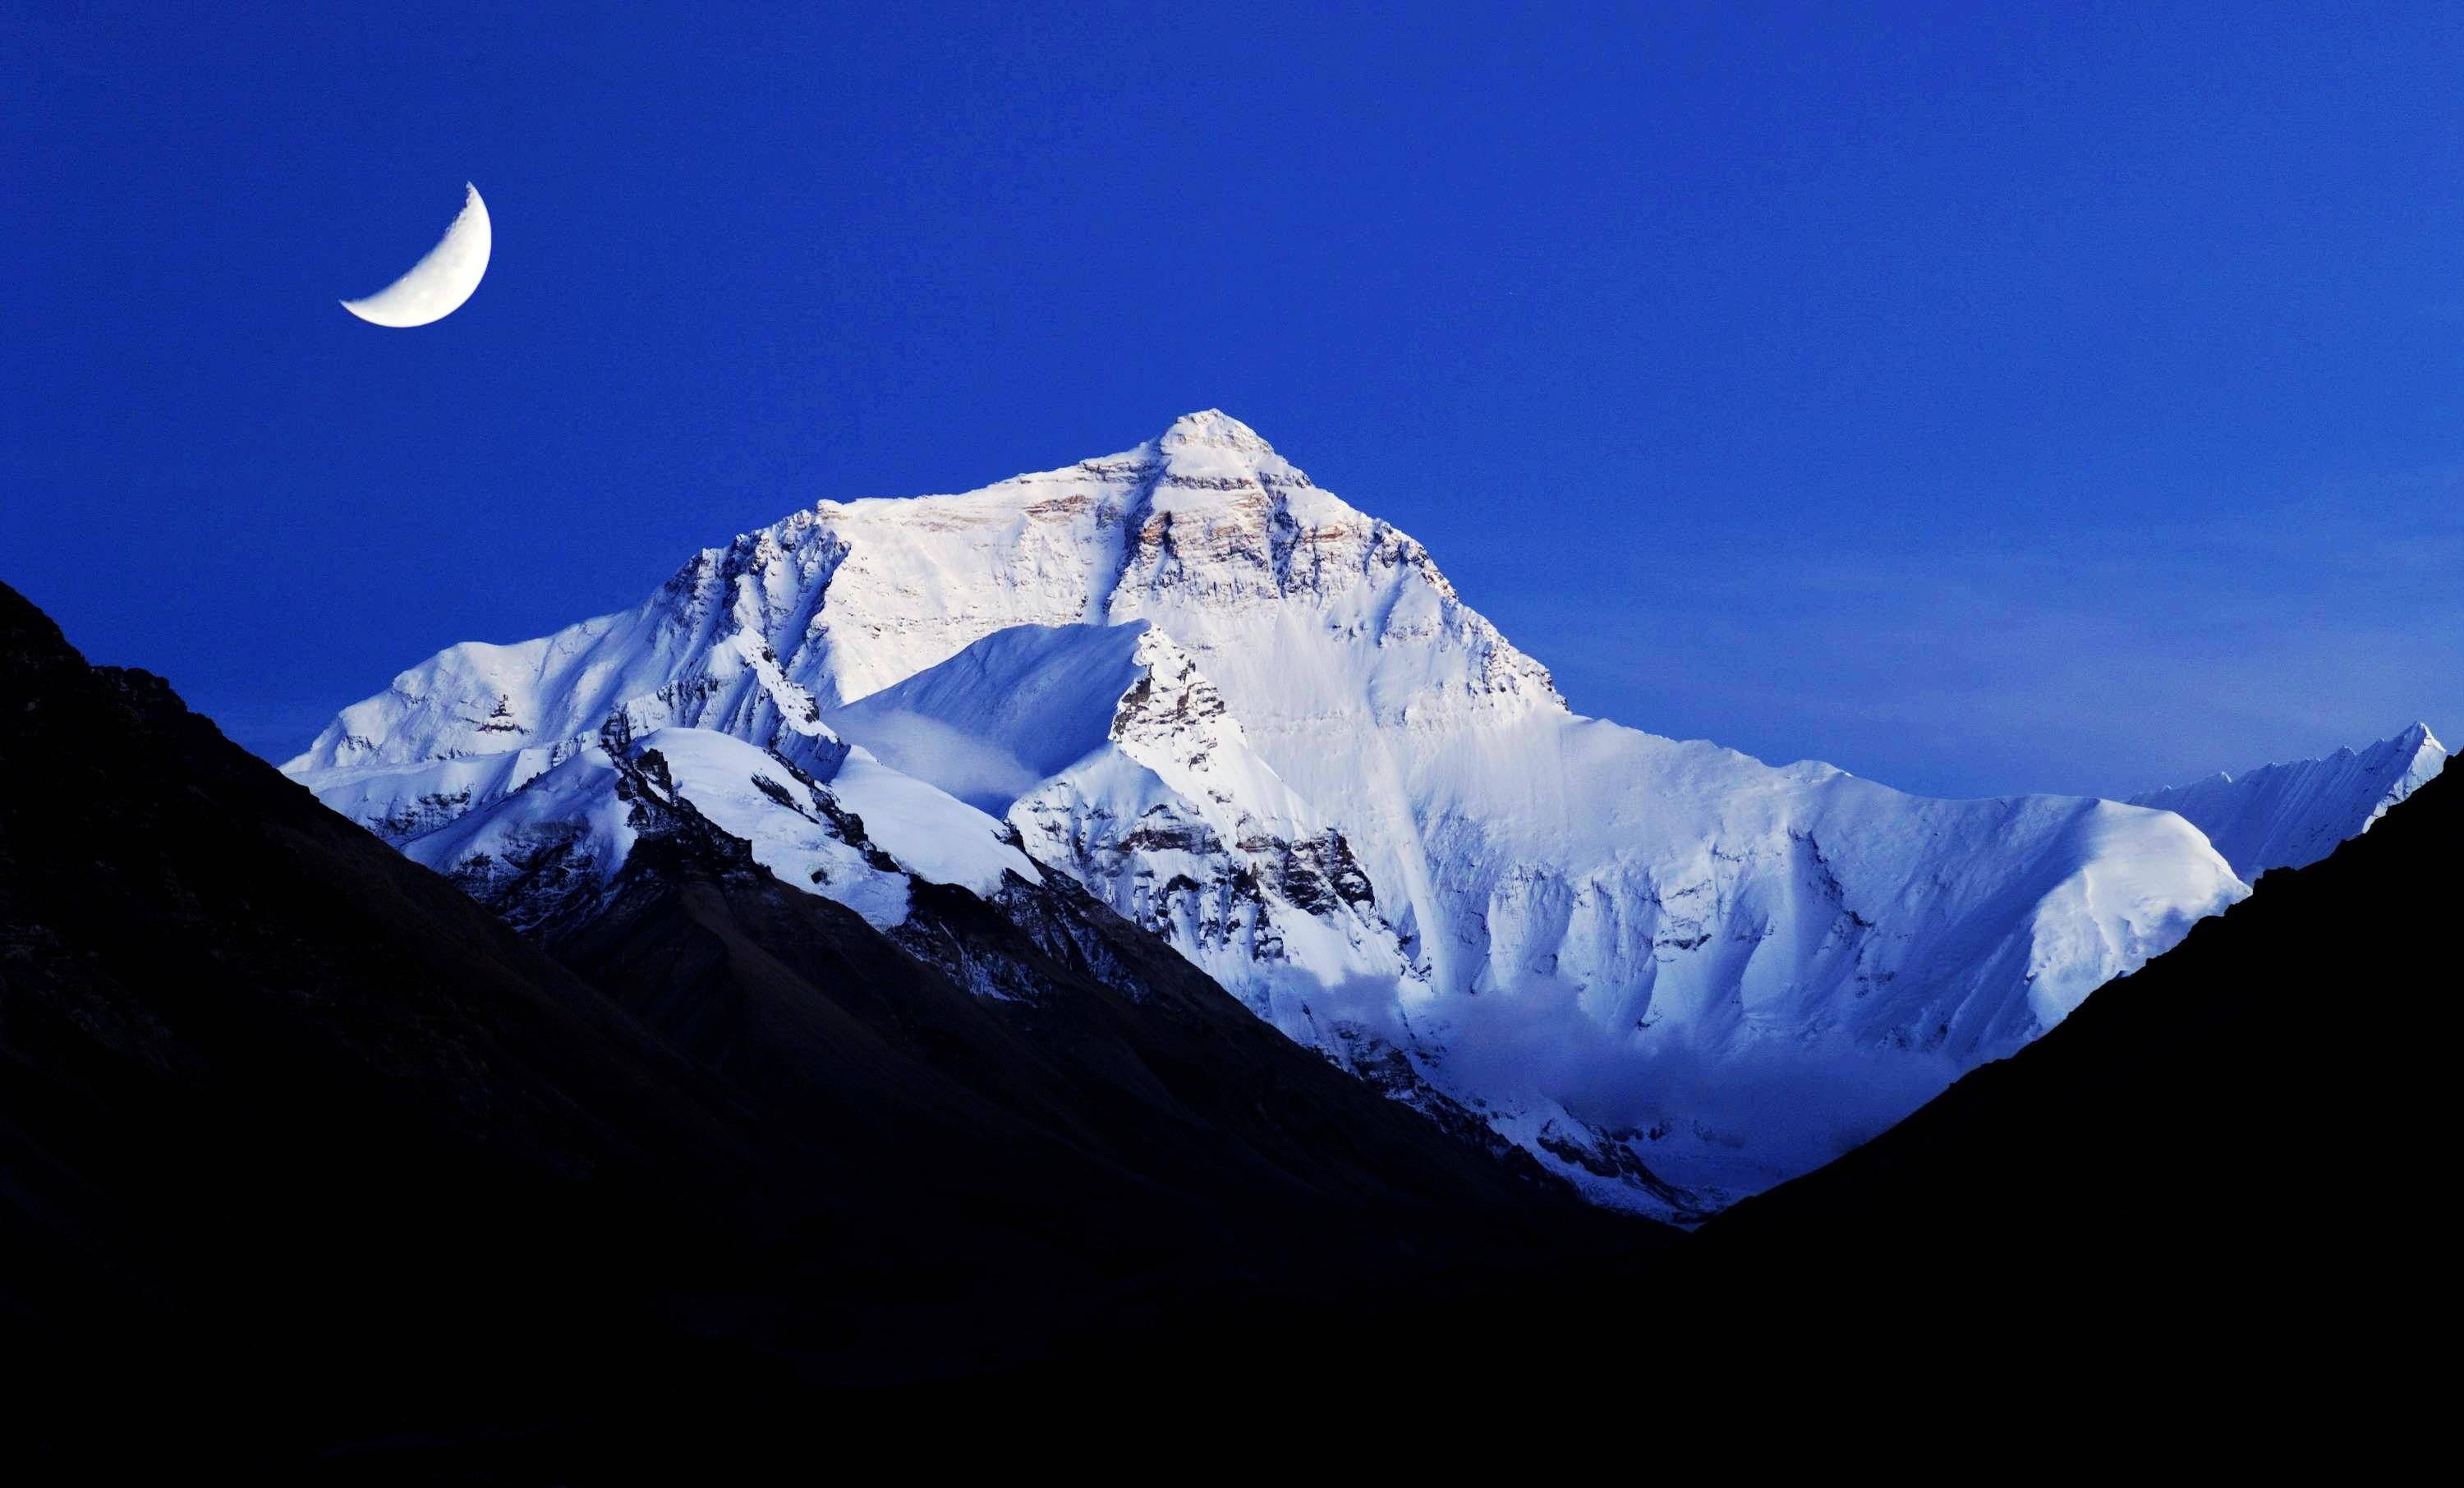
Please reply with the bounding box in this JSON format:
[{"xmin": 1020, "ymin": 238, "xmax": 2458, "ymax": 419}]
[{"xmin": 1506, "ymin": 466, "xmax": 2464, "ymax": 800}]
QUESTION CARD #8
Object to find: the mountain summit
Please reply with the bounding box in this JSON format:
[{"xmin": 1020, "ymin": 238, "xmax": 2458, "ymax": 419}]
[
  {"xmin": 1153, "ymin": 406, "xmax": 1291, "ymax": 463},
  {"xmin": 287, "ymin": 413, "xmax": 2246, "ymax": 1215}
]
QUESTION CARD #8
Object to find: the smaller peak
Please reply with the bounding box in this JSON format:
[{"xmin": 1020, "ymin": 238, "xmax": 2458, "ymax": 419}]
[
  {"xmin": 1126, "ymin": 619, "xmax": 1189, "ymax": 664},
  {"xmin": 1159, "ymin": 409, "xmax": 1274, "ymax": 456}
]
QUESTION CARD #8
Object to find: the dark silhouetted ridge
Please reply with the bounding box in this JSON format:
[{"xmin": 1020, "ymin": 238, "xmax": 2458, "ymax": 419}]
[{"xmin": 0, "ymin": 579, "xmax": 1658, "ymax": 1460}]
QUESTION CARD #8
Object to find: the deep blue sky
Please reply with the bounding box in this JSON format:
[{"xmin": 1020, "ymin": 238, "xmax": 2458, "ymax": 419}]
[{"xmin": 6, "ymin": 2, "xmax": 2458, "ymax": 797}]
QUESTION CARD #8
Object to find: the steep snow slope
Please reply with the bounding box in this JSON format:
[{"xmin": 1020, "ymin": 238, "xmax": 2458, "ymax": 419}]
[
  {"xmin": 2131, "ymin": 723, "xmax": 2447, "ymax": 881},
  {"xmin": 289, "ymin": 411, "xmax": 2246, "ymax": 1216}
]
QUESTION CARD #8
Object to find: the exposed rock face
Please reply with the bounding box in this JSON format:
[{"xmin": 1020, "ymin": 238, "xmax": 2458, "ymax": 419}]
[
  {"xmin": 286, "ymin": 412, "xmax": 2247, "ymax": 1216},
  {"xmin": 828, "ymin": 620, "xmax": 1427, "ymax": 1047}
]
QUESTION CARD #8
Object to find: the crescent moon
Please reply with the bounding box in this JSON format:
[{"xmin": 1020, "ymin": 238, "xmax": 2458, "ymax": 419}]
[{"xmin": 341, "ymin": 184, "xmax": 491, "ymax": 328}]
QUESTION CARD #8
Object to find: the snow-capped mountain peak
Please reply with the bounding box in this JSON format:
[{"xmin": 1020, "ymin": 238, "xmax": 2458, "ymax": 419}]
[{"xmin": 286, "ymin": 412, "xmax": 2248, "ymax": 1219}]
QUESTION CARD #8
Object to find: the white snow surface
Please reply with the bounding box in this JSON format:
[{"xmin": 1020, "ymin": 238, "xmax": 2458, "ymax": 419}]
[
  {"xmin": 397, "ymin": 726, "xmax": 1030, "ymax": 930},
  {"xmin": 825, "ymin": 745, "xmax": 1041, "ymax": 899},
  {"xmin": 2129, "ymin": 723, "xmax": 2447, "ymax": 882},
  {"xmin": 289, "ymin": 411, "xmax": 2250, "ymax": 1217}
]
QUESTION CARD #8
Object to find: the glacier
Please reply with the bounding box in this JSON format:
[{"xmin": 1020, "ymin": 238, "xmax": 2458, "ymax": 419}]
[{"xmin": 287, "ymin": 410, "xmax": 2248, "ymax": 1217}]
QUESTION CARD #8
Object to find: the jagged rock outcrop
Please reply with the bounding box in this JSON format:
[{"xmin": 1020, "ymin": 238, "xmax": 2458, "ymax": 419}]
[{"xmin": 828, "ymin": 620, "xmax": 1424, "ymax": 1042}]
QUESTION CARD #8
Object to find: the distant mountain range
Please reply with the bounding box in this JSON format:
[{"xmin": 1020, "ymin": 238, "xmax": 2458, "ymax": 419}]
[
  {"xmin": 285, "ymin": 411, "xmax": 2252, "ymax": 1215},
  {"xmin": 2131, "ymin": 723, "xmax": 2447, "ymax": 881}
]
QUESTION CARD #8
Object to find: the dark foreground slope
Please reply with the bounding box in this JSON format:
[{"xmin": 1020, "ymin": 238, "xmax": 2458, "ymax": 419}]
[
  {"xmin": 0, "ymin": 586, "xmax": 794, "ymax": 1444},
  {"xmin": 1704, "ymin": 753, "xmax": 2455, "ymax": 1331},
  {"xmin": 0, "ymin": 581, "xmax": 1653, "ymax": 1456},
  {"xmin": 503, "ymin": 732, "xmax": 1634, "ymax": 1383}
]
